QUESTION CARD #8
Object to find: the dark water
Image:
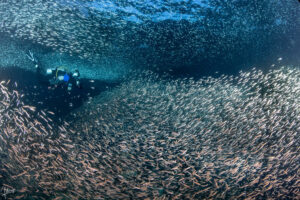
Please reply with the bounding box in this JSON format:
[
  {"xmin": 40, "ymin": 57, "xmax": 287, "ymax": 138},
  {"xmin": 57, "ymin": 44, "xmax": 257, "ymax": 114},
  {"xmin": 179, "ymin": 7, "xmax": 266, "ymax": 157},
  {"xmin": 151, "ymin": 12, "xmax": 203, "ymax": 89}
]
[
  {"xmin": 0, "ymin": 0, "xmax": 299, "ymax": 199},
  {"xmin": 0, "ymin": 67, "xmax": 118, "ymax": 119}
]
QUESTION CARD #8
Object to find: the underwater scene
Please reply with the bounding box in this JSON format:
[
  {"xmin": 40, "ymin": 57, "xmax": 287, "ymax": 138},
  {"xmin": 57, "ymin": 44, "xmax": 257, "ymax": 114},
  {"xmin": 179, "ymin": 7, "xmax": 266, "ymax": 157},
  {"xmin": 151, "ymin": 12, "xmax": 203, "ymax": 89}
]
[{"xmin": 0, "ymin": 0, "xmax": 299, "ymax": 199}]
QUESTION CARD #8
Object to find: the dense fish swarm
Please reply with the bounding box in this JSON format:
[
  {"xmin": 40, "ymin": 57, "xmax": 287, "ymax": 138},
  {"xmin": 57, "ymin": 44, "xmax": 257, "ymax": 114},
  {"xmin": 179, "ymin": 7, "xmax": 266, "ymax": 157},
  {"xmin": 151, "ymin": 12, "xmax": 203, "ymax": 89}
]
[
  {"xmin": 1, "ymin": 66, "xmax": 300, "ymax": 199},
  {"xmin": 68, "ymin": 66, "xmax": 300, "ymax": 199},
  {"xmin": 0, "ymin": 0, "xmax": 130, "ymax": 62},
  {"xmin": 0, "ymin": 80, "xmax": 75, "ymax": 199},
  {"xmin": 0, "ymin": 0, "xmax": 298, "ymax": 70}
]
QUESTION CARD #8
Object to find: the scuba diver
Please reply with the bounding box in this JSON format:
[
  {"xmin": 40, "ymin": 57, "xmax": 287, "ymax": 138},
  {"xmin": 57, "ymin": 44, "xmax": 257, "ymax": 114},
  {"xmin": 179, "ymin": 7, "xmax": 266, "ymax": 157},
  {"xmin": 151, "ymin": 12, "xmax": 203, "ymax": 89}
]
[
  {"xmin": 26, "ymin": 50, "xmax": 81, "ymax": 91},
  {"xmin": 44, "ymin": 67, "xmax": 81, "ymax": 91}
]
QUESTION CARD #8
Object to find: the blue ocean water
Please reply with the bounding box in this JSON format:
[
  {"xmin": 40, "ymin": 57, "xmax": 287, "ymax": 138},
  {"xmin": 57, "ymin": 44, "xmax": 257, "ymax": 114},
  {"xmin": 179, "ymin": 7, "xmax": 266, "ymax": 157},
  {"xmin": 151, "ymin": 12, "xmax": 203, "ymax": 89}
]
[{"xmin": 0, "ymin": 0, "xmax": 299, "ymax": 199}]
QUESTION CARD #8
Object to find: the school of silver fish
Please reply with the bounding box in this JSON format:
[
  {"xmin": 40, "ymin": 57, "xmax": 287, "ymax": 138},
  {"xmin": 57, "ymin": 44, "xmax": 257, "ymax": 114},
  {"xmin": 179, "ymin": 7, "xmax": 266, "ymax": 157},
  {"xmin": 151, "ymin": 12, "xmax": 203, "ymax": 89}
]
[
  {"xmin": 0, "ymin": 0, "xmax": 297, "ymax": 70},
  {"xmin": 0, "ymin": 66, "xmax": 299, "ymax": 199}
]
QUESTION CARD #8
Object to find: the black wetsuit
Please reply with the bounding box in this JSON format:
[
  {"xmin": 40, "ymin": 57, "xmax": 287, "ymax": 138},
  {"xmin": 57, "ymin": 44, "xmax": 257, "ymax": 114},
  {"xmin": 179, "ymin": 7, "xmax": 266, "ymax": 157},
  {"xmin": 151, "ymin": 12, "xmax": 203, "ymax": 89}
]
[{"xmin": 35, "ymin": 64, "xmax": 81, "ymax": 91}]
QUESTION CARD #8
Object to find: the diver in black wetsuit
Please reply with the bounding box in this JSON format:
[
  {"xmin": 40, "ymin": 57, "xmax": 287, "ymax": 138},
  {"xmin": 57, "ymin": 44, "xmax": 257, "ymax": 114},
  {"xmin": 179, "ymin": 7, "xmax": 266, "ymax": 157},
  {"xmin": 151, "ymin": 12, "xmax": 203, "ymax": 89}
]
[
  {"xmin": 26, "ymin": 50, "xmax": 81, "ymax": 91},
  {"xmin": 43, "ymin": 67, "xmax": 81, "ymax": 91}
]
